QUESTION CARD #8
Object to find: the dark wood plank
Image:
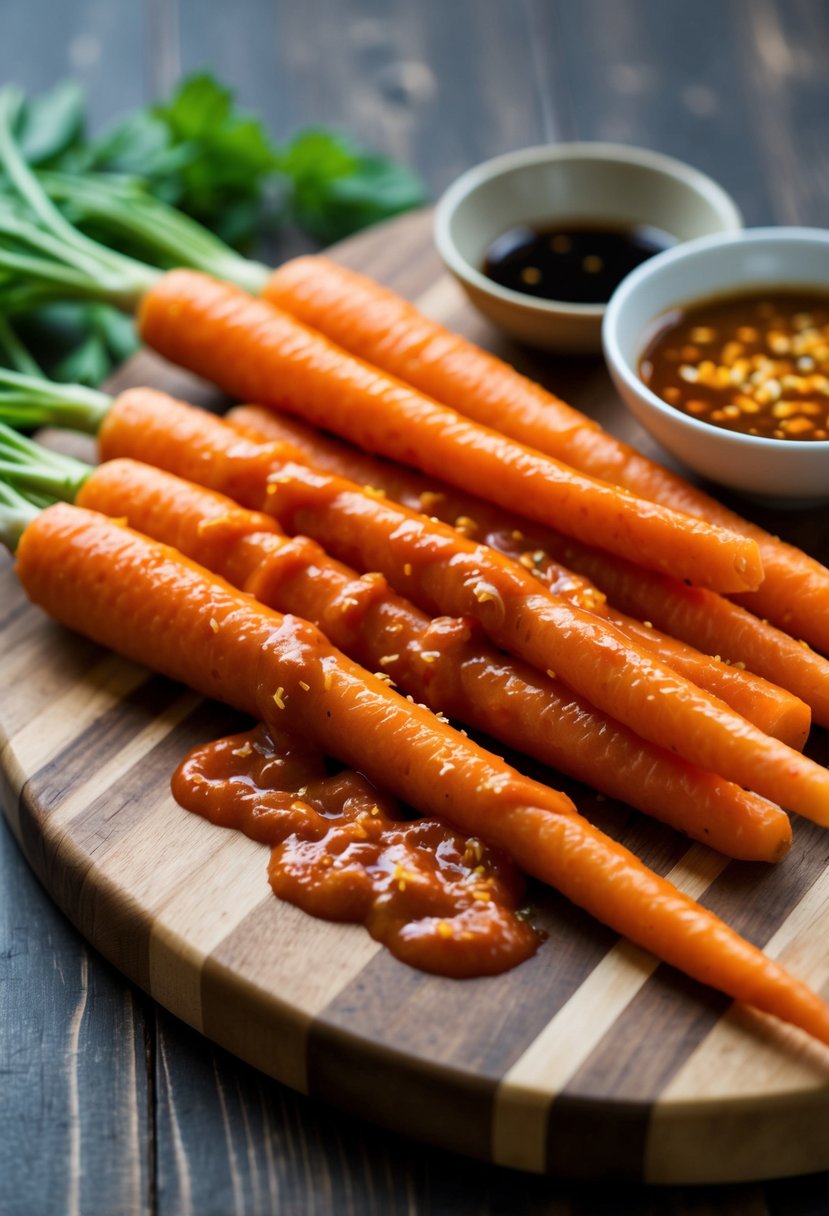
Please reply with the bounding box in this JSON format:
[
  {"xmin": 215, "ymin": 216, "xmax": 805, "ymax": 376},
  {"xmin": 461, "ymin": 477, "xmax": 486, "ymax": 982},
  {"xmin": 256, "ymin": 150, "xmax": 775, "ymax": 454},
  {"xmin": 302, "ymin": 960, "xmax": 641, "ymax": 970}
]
[
  {"xmin": 0, "ymin": 815, "xmax": 153, "ymax": 1216},
  {"xmin": 0, "ymin": 0, "xmax": 148, "ymax": 124},
  {"xmin": 529, "ymin": 0, "xmax": 829, "ymax": 227},
  {"xmin": 154, "ymin": 1003, "xmax": 778, "ymax": 1216},
  {"xmin": 175, "ymin": 0, "xmax": 548, "ymax": 195}
]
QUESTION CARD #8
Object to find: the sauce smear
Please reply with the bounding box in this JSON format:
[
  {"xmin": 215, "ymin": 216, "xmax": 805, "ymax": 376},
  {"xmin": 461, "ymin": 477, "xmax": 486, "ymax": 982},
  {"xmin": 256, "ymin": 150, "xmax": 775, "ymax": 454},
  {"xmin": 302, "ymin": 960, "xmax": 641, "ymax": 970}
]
[
  {"xmin": 483, "ymin": 221, "xmax": 675, "ymax": 305},
  {"xmin": 640, "ymin": 288, "xmax": 829, "ymax": 440},
  {"xmin": 172, "ymin": 723, "xmax": 540, "ymax": 976}
]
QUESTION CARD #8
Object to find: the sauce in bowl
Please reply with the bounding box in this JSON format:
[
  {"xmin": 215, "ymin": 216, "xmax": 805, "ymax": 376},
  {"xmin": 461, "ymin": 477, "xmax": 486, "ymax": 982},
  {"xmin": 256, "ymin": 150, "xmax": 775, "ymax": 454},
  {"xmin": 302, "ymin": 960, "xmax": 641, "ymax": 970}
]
[
  {"xmin": 483, "ymin": 221, "xmax": 675, "ymax": 305},
  {"xmin": 639, "ymin": 288, "xmax": 829, "ymax": 441}
]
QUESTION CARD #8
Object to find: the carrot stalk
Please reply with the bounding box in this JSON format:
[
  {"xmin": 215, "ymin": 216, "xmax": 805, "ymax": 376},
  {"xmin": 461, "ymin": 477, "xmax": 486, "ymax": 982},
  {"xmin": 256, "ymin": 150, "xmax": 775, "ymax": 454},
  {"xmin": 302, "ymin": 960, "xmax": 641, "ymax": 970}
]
[
  {"xmin": 263, "ymin": 255, "xmax": 829, "ymax": 652},
  {"xmin": 136, "ymin": 269, "xmax": 764, "ymax": 595},
  {"xmin": 95, "ymin": 388, "xmax": 829, "ymax": 825},
  {"xmin": 12, "ymin": 500, "xmax": 829, "ymax": 1046}
]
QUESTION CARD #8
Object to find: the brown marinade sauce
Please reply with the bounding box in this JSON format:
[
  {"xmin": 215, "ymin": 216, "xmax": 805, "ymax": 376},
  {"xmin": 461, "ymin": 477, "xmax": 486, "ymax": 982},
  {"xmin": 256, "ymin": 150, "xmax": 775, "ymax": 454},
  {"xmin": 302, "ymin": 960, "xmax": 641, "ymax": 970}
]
[
  {"xmin": 483, "ymin": 221, "xmax": 675, "ymax": 304},
  {"xmin": 639, "ymin": 288, "xmax": 829, "ymax": 441}
]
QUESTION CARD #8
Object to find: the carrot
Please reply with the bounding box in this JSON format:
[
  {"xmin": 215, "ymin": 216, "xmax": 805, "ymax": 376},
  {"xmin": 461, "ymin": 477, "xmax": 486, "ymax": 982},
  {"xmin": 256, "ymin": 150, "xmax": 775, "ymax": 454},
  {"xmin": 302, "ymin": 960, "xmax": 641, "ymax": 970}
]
[
  {"xmin": 601, "ymin": 611, "xmax": 808, "ymax": 750},
  {"xmin": 97, "ymin": 388, "xmax": 829, "ymax": 824},
  {"xmin": 13, "ymin": 501, "xmax": 829, "ymax": 1045},
  {"xmin": 263, "ymin": 255, "xmax": 829, "ymax": 652},
  {"xmin": 76, "ymin": 456, "xmax": 792, "ymax": 861},
  {"xmin": 229, "ymin": 404, "xmax": 826, "ymax": 739},
  {"xmin": 137, "ymin": 270, "xmax": 764, "ymax": 595}
]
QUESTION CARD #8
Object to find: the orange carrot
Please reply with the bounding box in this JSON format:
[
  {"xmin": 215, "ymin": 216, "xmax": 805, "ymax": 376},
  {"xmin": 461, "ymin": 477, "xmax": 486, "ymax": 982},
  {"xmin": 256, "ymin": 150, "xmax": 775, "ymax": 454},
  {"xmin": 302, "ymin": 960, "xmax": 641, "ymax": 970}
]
[
  {"xmin": 14, "ymin": 501, "xmax": 829, "ymax": 1045},
  {"xmin": 97, "ymin": 388, "xmax": 829, "ymax": 824},
  {"xmin": 601, "ymin": 611, "xmax": 808, "ymax": 750},
  {"xmin": 137, "ymin": 270, "xmax": 764, "ymax": 595},
  {"xmin": 263, "ymin": 255, "xmax": 829, "ymax": 652},
  {"xmin": 229, "ymin": 404, "xmax": 826, "ymax": 738},
  {"xmin": 77, "ymin": 456, "xmax": 793, "ymax": 861}
]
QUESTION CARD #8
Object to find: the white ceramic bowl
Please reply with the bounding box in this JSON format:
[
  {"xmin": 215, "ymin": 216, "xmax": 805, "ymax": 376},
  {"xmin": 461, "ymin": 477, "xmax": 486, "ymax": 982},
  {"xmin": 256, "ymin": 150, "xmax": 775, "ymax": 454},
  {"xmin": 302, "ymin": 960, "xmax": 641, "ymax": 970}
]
[
  {"xmin": 433, "ymin": 143, "xmax": 742, "ymax": 353},
  {"xmin": 603, "ymin": 227, "xmax": 829, "ymax": 502}
]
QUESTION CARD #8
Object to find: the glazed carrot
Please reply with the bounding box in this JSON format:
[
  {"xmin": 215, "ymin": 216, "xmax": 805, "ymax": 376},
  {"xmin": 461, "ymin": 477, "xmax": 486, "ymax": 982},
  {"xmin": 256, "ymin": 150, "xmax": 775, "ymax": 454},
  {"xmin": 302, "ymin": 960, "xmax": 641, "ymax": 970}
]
[
  {"xmin": 263, "ymin": 255, "xmax": 829, "ymax": 652},
  {"xmin": 74, "ymin": 456, "xmax": 792, "ymax": 861},
  {"xmin": 96, "ymin": 388, "xmax": 829, "ymax": 824},
  {"xmin": 602, "ymin": 611, "xmax": 808, "ymax": 749},
  {"xmin": 12, "ymin": 501, "xmax": 829, "ymax": 1045},
  {"xmin": 211, "ymin": 408, "xmax": 807, "ymax": 744},
  {"xmin": 137, "ymin": 270, "xmax": 764, "ymax": 595},
  {"xmin": 229, "ymin": 404, "xmax": 826, "ymax": 738}
]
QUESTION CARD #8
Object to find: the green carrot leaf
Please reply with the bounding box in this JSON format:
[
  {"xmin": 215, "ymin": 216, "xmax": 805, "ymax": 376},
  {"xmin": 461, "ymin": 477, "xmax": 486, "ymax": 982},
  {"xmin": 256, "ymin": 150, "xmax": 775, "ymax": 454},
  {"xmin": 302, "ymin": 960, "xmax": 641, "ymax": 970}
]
[
  {"xmin": 80, "ymin": 110, "xmax": 186, "ymax": 183},
  {"xmin": 52, "ymin": 303, "xmax": 138, "ymax": 384},
  {"xmin": 278, "ymin": 129, "xmax": 427, "ymax": 243},
  {"xmin": 17, "ymin": 80, "xmax": 85, "ymax": 167},
  {"xmin": 52, "ymin": 328, "xmax": 110, "ymax": 386}
]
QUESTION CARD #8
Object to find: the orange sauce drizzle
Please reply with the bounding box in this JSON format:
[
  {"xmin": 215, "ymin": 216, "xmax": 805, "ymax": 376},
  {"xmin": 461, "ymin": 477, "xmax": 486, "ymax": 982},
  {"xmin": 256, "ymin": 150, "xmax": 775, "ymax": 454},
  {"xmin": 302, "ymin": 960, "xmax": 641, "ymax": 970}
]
[{"xmin": 172, "ymin": 723, "xmax": 540, "ymax": 976}]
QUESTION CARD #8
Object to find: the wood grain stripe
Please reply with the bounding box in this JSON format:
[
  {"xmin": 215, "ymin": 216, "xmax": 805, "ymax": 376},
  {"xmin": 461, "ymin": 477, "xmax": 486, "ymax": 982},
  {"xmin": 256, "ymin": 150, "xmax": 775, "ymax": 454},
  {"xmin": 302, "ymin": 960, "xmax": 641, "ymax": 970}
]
[
  {"xmin": 202, "ymin": 900, "xmax": 381, "ymax": 1094},
  {"xmin": 307, "ymin": 892, "xmax": 615, "ymax": 1159},
  {"xmin": 647, "ymin": 847, "xmax": 829, "ymax": 1183},
  {"xmin": 15, "ymin": 695, "xmax": 234, "ymax": 986},
  {"xmin": 541, "ymin": 817, "xmax": 829, "ymax": 1178},
  {"xmin": 491, "ymin": 844, "xmax": 727, "ymax": 1171}
]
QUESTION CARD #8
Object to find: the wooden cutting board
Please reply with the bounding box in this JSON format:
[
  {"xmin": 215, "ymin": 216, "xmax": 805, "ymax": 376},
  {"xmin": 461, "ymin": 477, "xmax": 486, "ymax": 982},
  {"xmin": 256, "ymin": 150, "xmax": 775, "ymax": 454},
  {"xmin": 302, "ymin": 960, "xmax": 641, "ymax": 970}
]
[{"xmin": 3, "ymin": 209, "xmax": 829, "ymax": 1186}]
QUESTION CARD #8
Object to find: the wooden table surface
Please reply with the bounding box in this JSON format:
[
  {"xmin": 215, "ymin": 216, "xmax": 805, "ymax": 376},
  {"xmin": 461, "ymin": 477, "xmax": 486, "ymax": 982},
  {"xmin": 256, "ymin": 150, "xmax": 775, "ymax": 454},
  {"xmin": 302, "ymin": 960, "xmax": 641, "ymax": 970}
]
[{"xmin": 1, "ymin": 2, "xmax": 828, "ymax": 1213}]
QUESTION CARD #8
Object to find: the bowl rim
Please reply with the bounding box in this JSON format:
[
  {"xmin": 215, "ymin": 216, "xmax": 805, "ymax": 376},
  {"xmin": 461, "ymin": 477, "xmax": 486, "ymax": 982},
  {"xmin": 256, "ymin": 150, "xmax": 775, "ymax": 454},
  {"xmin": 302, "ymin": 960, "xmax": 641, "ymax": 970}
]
[
  {"xmin": 602, "ymin": 225, "xmax": 829, "ymax": 454},
  {"xmin": 433, "ymin": 141, "xmax": 744, "ymax": 320}
]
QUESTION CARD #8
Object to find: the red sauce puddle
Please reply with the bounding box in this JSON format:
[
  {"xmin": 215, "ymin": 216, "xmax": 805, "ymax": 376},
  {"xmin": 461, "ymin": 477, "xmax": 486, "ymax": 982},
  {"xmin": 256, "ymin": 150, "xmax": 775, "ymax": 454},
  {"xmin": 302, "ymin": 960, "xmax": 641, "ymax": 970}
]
[{"xmin": 172, "ymin": 724, "xmax": 540, "ymax": 977}]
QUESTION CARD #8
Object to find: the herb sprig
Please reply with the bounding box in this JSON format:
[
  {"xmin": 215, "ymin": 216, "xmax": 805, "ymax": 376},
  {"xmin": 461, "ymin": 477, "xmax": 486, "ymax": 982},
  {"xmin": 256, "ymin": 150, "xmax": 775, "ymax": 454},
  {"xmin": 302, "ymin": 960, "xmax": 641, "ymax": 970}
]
[{"xmin": 4, "ymin": 73, "xmax": 427, "ymax": 382}]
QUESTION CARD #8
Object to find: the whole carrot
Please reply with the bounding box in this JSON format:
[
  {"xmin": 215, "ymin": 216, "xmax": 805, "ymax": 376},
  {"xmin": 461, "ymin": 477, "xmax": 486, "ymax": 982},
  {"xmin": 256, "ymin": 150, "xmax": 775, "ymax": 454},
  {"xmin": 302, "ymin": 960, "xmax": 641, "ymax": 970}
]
[
  {"xmin": 228, "ymin": 404, "xmax": 819, "ymax": 743},
  {"xmin": 0, "ymin": 375, "xmax": 805, "ymax": 757},
  {"xmin": 96, "ymin": 388, "xmax": 829, "ymax": 824},
  {"xmin": 137, "ymin": 270, "xmax": 763, "ymax": 595},
  {"xmin": 10, "ymin": 499, "xmax": 829, "ymax": 1046},
  {"xmin": 263, "ymin": 255, "xmax": 829, "ymax": 653},
  {"xmin": 71, "ymin": 455, "xmax": 791, "ymax": 862}
]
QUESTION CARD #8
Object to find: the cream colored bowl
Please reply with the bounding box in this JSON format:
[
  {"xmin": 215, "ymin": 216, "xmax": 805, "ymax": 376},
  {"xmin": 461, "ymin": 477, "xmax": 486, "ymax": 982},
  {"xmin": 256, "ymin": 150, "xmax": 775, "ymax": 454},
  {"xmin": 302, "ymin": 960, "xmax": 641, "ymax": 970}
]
[
  {"xmin": 433, "ymin": 143, "xmax": 742, "ymax": 354},
  {"xmin": 602, "ymin": 227, "xmax": 829, "ymax": 502}
]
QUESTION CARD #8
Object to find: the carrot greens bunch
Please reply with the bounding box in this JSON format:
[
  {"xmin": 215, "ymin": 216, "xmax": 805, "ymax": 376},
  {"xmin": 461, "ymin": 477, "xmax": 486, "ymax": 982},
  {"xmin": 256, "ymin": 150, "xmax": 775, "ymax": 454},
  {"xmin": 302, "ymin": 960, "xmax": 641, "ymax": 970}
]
[{"xmin": 0, "ymin": 75, "xmax": 425, "ymax": 383}]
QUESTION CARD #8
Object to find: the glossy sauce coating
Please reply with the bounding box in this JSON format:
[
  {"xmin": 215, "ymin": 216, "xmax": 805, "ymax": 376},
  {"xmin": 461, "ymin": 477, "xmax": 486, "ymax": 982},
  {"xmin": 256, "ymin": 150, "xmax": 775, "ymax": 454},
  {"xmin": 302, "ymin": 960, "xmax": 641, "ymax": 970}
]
[
  {"xmin": 483, "ymin": 222, "xmax": 675, "ymax": 304},
  {"xmin": 640, "ymin": 289, "xmax": 829, "ymax": 440},
  {"xmin": 172, "ymin": 723, "xmax": 540, "ymax": 977}
]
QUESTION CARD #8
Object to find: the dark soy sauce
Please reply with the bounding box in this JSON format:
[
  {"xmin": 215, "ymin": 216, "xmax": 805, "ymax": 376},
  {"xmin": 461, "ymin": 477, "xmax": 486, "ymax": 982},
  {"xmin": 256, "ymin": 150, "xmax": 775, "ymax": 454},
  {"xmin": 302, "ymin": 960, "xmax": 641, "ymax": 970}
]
[{"xmin": 483, "ymin": 221, "xmax": 676, "ymax": 305}]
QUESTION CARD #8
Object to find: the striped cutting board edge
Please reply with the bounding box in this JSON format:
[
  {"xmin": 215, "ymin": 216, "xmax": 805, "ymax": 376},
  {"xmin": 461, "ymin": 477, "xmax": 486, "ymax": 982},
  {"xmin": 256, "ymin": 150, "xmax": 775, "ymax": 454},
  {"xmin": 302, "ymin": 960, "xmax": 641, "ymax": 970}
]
[{"xmin": 2, "ymin": 209, "xmax": 829, "ymax": 1185}]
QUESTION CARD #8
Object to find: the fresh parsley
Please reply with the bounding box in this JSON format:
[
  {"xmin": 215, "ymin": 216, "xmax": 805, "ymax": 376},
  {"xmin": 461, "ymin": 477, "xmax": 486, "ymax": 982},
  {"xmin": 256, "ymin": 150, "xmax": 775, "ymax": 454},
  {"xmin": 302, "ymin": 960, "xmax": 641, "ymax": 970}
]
[{"xmin": 2, "ymin": 74, "xmax": 427, "ymax": 382}]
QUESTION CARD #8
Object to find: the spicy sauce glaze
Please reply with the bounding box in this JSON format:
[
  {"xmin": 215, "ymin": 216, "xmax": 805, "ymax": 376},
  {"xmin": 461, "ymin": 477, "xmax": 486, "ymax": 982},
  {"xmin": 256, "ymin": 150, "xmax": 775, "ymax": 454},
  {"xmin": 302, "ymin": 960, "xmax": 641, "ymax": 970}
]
[
  {"xmin": 640, "ymin": 289, "xmax": 829, "ymax": 440},
  {"xmin": 172, "ymin": 723, "xmax": 540, "ymax": 977}
]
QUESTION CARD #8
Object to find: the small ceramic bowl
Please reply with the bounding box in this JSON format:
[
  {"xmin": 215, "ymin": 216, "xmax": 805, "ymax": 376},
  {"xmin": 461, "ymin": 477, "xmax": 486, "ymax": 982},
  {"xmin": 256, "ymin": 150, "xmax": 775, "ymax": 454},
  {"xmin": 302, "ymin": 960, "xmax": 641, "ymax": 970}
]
[
  {"xmin": 602, "ymin": 227, "xmax": 829, "ymax": 503},
  {"xmin": 433, "ymin": 143, "xmax": 742, "ymax": 354}
]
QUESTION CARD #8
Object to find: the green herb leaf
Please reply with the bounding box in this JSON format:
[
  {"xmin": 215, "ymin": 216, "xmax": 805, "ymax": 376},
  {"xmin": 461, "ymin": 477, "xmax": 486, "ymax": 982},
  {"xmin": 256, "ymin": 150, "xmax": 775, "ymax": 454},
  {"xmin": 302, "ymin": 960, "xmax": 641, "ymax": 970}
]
[
  {"xmin": 279, "ymin": 129, "xmax": 426, "ymax": 243},
  {"xmin": 17, "ymin": 80, "xmax": 85, "ymax": 167},
  {"xmin": 83, "ymin": 73, "xmax": 279, "ymax": 247},
  {"xmin": 52, "ymin": 327, "xmax": 110, "ymax": 386},
  {"xmin": 91, "ymin": 304, "xmax": 139, "ymax": 365},
  {"xmin": 81, "ymin": 110, "xmax": 185, "ymax": 183},
  {"xmin": 16, "ymin": 301, "xmax": 138, "ymax": 386},
  {"xmin": 53, "ymin": 302, "xmax": 139, "ymax": 385}
]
